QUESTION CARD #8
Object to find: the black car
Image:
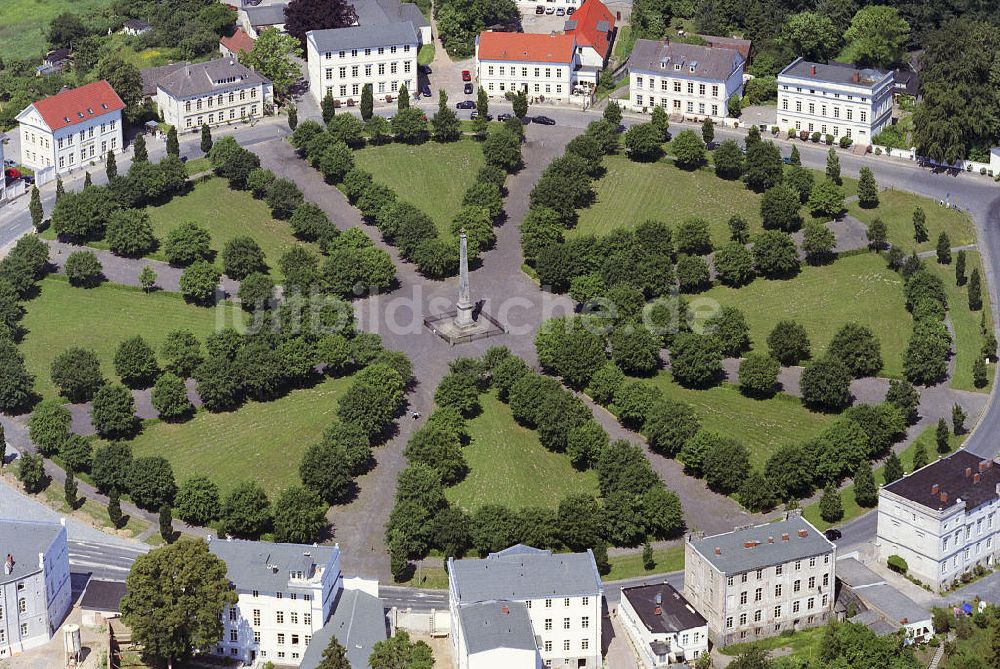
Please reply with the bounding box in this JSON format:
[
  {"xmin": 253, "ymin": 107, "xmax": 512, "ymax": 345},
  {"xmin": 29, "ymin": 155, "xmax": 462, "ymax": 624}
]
[
  {"xmin": 497, "ymin": 113, "xmax": 513, "ymax": 122},
  {"xmin": 532, "ymin": 115, "xmax": 556, "ymax": 125},
  {"xmin": 464, "ymin": 82, "xmax": 474, "ymax": 95},
  {"xmin": 471, "ymin": 111, "xmax": 493, "ymax": 121},
  {"xmin": 535, "ymin": 4, "xmax": 544, "ymax": 13},
  {"xmin": 824, "ymin": 529, "xmax": 842, "ymax": 541},
  {"xmin": 456, "ymin": 100, "xmax": 476, "ymax": 109}
]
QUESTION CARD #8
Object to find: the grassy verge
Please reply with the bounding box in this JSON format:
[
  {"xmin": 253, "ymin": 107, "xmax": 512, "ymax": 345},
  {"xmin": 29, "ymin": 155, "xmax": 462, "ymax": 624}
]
[
  {"xmin": 721, "ymin": 625, "xmax": 826, "ymax": 656},
  {"xmin": 41, "ymin": 482, "xmax": 149, "ymax": 539},
  {"xmin": 445, "ymin": 392, "xmax": 600, "ymax": 511},
  {"xmin": 847, "ymin": 189, "xmax": 976, "ymax": 255},
  {"xmin": 19, "ymin": 275, "xmax": 242, "ymax": 399},
  {"xmin": 183, "ymin": 156, "xmax": 212, "ymax": 175},
  {"xmin": 605, "ymin": 545, "xmax": 685, "ymax": 581},
  {"xmin": 398, "ymin": 564, "xmax": 450, "ymax": 590},
  {"xmin": 612, "ymin": 25, "xmax": 634, "ymax": 62},
  {"xmin": 700, "ymin": 252, "xmax": 913, "ymax": 378},
  {"xmin": 0, "ymin": 0, "xmax": 109, "ymax": 59},
  {"xmin": 417, "ymin": 43, "xmax": 435, "ymax": 66}
]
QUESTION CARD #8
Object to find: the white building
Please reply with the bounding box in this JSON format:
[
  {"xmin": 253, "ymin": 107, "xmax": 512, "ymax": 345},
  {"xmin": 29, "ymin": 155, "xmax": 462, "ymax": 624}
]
[
  {"xmin": 877, "ymin": 451, "xmax": 1000, "ymax": 591},
  {"xmin": 776, "ymin": 57, "xmax": 894, "ymax": 146},
  {"xmin": 625, "ymin": 38, "xmax": 747, "ymax": 121},
  {"xmin": 307, "ymin": 23, "xmax": 419, "ymax": 106},
  {"xmin": 239, "ymin": 3, "xmax": 287, "ymax": 40},
  {"xmin": 299, "ymin": 579, "xmax": 388, "ymax": 669},
  {"xmin": 208, "ymin": 538, "xmax": 342, "ymax": 666},
  {"xmin": 0, "ymin": 519, "xmax": 73, "ymax": 659},
  {"xmin": 562, "ymin": 0, "xmax": 616, "ymax": 87},
  {"xmin": 619, "ymin": 582, "xmax": 708, "ymax": 667},
  {"xmin": 449, "ymin": 545, "xmax": 604, "ymax": 669},
  {"xmin": 684, "ymin": 513, "xmax": 836, "ymax": 647},
  {"xmin": 16, "ymin": 80, "xmax": 125, "ymax": 177},
  {"xmin": 475, "ymin": 32, "xmax": 578, "ymax": 103},
  {"xmin": 153, "ymin": 57, "xmax": 273, "ymax": 132}
]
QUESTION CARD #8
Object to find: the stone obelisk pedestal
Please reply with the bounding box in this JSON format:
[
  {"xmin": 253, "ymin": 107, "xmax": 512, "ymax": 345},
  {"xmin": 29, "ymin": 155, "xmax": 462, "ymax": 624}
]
[
  {"xmin": 455, "ymin": 232, "xmax": 475, "ymax": 330},
  {"xmin": 424, "ymin": 230, "xmax": 504, "ymax": 344}
]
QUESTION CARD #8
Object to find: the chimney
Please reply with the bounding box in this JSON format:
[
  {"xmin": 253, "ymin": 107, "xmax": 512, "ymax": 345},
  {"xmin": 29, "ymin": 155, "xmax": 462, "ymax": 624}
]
[
  {"xmin": 797, "ymin": 529, "xmax": 808, "ymax": 538},
  {"xmin": 654, "ymin": 606, "xmax": 662, "ymax": 615},
  {"xmin": 714, "ymin": 547, "xmax": 722, "ymax": 555},
  {"xmin": 781, "ymin": 534, "xmax": 790, "ymax": 541},
  {"xmin": 852, "ymin": 71, "xmax": 860, "ymax": 83},
  {"xmin": 931, "ymin": 484, "xmax": 939, "ymax": 495},
  {"xmin": 980, "ymin": 461, "xmax": 989, "ymax": 473},
  {"xmin": 940, "ymin": 492, "xmax": 949, "ymax": 504},
  {"xmin": 744, "ymin": 541, "xmax": 756, "ymax": 549},
  {"xmin": 767, "ymin": 536, "xmax": 774, "ymax": 544},
  {"xmin": 966, "ymin": 467, "xmax": 973, "ymax": 478},
  {"xmin": 501, "ymin": 605, "xmax": 509, "ymax": 615},
  {"xmin": 810, "ymin": 64, "xmax": 816, "ymax": 76},
  {"xmin": 974, "ymin": 473, "xmax": 981, "ymax": 484}
]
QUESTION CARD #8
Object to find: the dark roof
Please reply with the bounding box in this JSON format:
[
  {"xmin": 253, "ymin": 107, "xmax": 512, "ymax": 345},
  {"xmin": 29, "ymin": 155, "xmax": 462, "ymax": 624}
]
[
  {"xmin": 243, "ymin": 4, "xmax": 287, "ymax": 27},
  {"xmin": 779, "ymin": 57, "xmax": 891, "ymax": 88},
  {"xmin": 628, "ymin": 38, "xmax": 745, "ymax": 82},
  {"xmin": 450, "ymin": 547, "xmax": 602, "ymax": 603},
  {"xmin": 883, "ymin": 451, "xmax": 1000, "ymax": 512},
  {"xmin": 308, "ymin": 22, "xmax": 419, "ymax": 51},
  {"xmin": 353, "ymin": 0, "xmax": 430, "ymax": 29},
  {"xmin": 622, "ymin": 582, "xmax": 706, "ymax": 633},
  {"xmin": 123, "ymin": 18, "xmax": 152, "ymax": 31},
  {"xmin": 893, "ymin": 69, "xmax": 919, "ymax": 95},
  {"xmin": 689, "ymin": 515, "xmax": 834, "ymax": 574},
  {"xmin": 45, "ymin": 48, "xmax": 71, "ymax": 64},
  {"xmin": 141, "ymin": 62, "xmax": 188, "ymax": 97},
  {"xmin": 458, "ymin": 601, "xmax": 538, "ymax": 654},
  {"xmin": 80, "ymin": 580, "xmax": 128, "ymax": 612},
  {"xmin": 697, "ymin": 35, "xmax": 752, "ymax": 60},
  {"xmin": 300, "ymin": 588, "xmax": 387, "ymax": 669},
  {"xmin": 155, "ymin": 58, "xmax": 271, "ymax": 98},
  {"xmin": 0, "ymin": 519, "xmax": 65, "ymax": 586}
]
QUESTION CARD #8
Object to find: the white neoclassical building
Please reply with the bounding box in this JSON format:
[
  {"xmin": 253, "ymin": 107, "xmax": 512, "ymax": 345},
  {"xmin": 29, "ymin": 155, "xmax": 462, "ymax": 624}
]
[
  {"xmin": 625, "ymin": 38, "xmax": 747, "ymax": 121},
  {"xmin": 152, "ymin": 58, "xmax": 274, "ymax": 132},
  {"xmin": 619, "ymin": 582, "xmax": 708, "ymax": 667},
  {"xmin": 16, "ymin": 80, "xmax": 125, "ymax": 177},
  {"xmin": 476, "ymin": 32, "xmax": 578, "ymax": 103},
  {"xmin": 0, "ymin": 519, "xmax": 73, "ymax": 659},
  {"xmin": 449, "ymin": 545, "xmax": 603, "ymax": 669},
  {"xmin": 877, "ymin": 451, "xmax": 1000, "ymax": 591},
  {"xmin": 776, "ymin": 57, "xmax": 894, "ymax": 145}
]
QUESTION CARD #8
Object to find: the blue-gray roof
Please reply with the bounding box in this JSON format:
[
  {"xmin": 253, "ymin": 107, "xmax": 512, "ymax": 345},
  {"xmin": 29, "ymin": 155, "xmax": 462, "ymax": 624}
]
[
  {"xmin": 352, "ymin": 0, "xmax": 430, "ymax": 29},
  {"xmin": 307, "ymin": 22, "xmax": 419, "ymax": 51},
  {"xmin": 779, "ymin": 57, "xmax": 892, "ymax": 88},
  {"xmin": 300, "ymin": 588, "xmax": 387, "ymax": 669},
  {"xmin": 689, "ymin": 515, "xmax": 834, "ymax": 575},
  {"xmin": 244, "ymin": 4, "xmax": 287, "ymax": 27},
  {"xmin": 208, "ymin": 538, "xmax": 339, "ymax": 593},
  {"xmin": 837, "ymin": 558, "xmax": 930, "ymax": 627},
  {"xmin": 459, "ymin": 601, "xmax": 538, "ymax": 654},
  {"xmin": 450, "ymin": 547, "xmax": 602, "ymax": 602},
  {"xmin": 0, "ymin": 518, "xmax": 65, "ymax": 586}
]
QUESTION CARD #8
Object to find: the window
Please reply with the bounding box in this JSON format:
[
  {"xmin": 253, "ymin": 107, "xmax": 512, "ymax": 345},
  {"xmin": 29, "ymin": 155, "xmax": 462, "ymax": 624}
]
[
  {"xmin": 18, "ymin": 599, "xmax": 26, "ymax": 613},
  {"xmin": 563, "ymin": 640, "xmax": 571, "ymax": 651},
  {"xmin": 304, "ymin": 595, "xmax": 311, "ymax": 602},
  {"xmin": 582, "ymin": 597, "xmax": 589, "ymax": 606},
  {"xmin": 305, "ymin": 635, "xmax": 311, "ymax": 645},
  {"xmin": 754, "ymin": 610, "xmax": 762, "ymax": 622},
  {"xmin": 712, "ymin": 85, "xmax": 719, "ymax": 96},
  {"xmin": 822, "ymin": 594, "xmax": 828, "ymax": 607},
  {"xmin": 545, "ymin": 618, "xmax": 552, "ymax": 630},
  {"xmin": 687, "ymin": 82, "xmax": 694, "ymax": 94},
  {"xmin": 740, "ymin": 591, "xmax": 748, "ymax": 605},
  {"xmin": 340, "ymin": 85, "xmax": 348, "ymax": 96},
  {"xmin": 726, "ymin": 616, "xmax": 734, "ymax": 629},
  {"xmin": 20, "ymin": 624, "xmax": 27, "ymax": 637},
  {"xmin": 727, "ymin": 577, "xmax": 734, "ymax": 587},
  {"xmin": 775, "ymin": 585, "xmax": 782, "ymax": 597},
  {"xmin": 793, "ymin": 601, "xmax": 800, "ymax": 613},
  {"xmin": 636, "ymin": 76, "xmax": 644, "ymax": 87},
  {"xmin": 545, "ymin": 68, "xmax": 551, "ymax": 78},
  {"xmin": 860, "ymin": 111, "xmax": 867, "ymax": 123},
  {"xmin": 230, "ymin": 630, "xmax": 238, "ymax": 642},
  {"xmin": 276, "ymin": 592, "xmax": 283, "ymax": 599},
  {"xmin": 582, "ymin": 639, "xmax": 589, "ymax": 650},
  {"xmin": 304, "ymin": 613, "xmax": 312, "ymax": 625},
  {"xmin": 292, "ymin": 635, "xmax": 300, "ymax": 645},
  {"xmin": 564, "ymin": 598, "xmax": 570, "ymax": 607},
  {"xmin": 290, "ymin": 613, "xmax": 298, "ymax": 625},
  {"xmin": 775, "ymin": 606, "xmax": 782, "ymax": 618},
  {"xmin": 564, "ymin": 618, "xmax": 571, "ymax": 629},
  {"xmin": 793, "ymin": 580, "xmax": 801, "ymax": 593},
  {"xmin": 822, "ymin": 574, "xmax": 829, "ymax": 587},
  {"xmin": 833, "ymin": 107, "xmax": 840, "ymax": 118},
  {"xmin": 582, "ymin": 617, "xmax": 589, "ymax": 629},
  {"xmin": 277, "ymin": 634, "xmax": 285, "ymax": 645},
  {"xmin": 686, "ymin": 101, "xmax": 693, "ymax": 112},
  {"xmin": 230, "ymin": 607, "xmax": 237, "ymax": 621},
  {"xmin": 277, "ymin": 612, "xmax": 284, "ymax": 624},
  {"xmin": 795, "ymin": 100, "xmax": 802, "ymax": 112},
  {"xmin": 808, "ymin": 577, "xmax": 815, "ymax": 589},
  {"xmin": 526, "ymin": 601, "xmax": 532, "ymax": 609},
  {"xmin": 847, "ymin": 109, "xmax": 853, "ymax": 121},
  {"xmin": 673, "ymin": 81, "xmax": 681, "ymax": 92},
  {"xmin": 754, "ymin": 588, "xmax": 762, "ymax": 602},
  {"xmin": 782, "ymin": 99, "xmax": 788, "ymax": 110},
  {"xmin": 699, "ymin": 83, "xmax": 706, "ymax": 95},
  {"xmin": 776, "ymin": 564, "xmax": 783, "ymax": 575},
  {"xmin": 545, "ymin": 641, "xmax": 552, "ymax": 652},
  {"xmin": 741, "ymin": 574, "xmax": 748, "ymax": 583},
  {"xmin": 739, "ymin": 613, "xmax": 747, "ymax": 626},
  {"xmin": 807, "ymin": 597, "xmax": 815, "ymax": 610},
  {"xmin": 809, "ymin": 557, "xmax": 816, "ymax": 568}
]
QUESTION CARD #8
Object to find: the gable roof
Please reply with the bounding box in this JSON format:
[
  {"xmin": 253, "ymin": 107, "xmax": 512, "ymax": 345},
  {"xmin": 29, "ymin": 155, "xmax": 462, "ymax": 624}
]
[
  {"xmin": 459, "ymin": 601, "xmax": 538, "ymax": 654},
  {"xmin": 352, "ymin": 0, "xmax": 430, "ymax": 29},
  {"xmin": 141, "ymin": 62, "xmax": 188, "ymax": 97},
  {"xmin": 307, "ymin": 22, "xmax": 419, "ymax": 52},
  {"xmin": 208, "ymin": 538, "xmax": 339, "ymax": 593},
  {"xmin": 883, "ymin": 451, "xmax": 1000, "ymax": 512},
  {"xmin": 622, "ymin": 582, "xmax": 706, "ymax": 634},
  {"xmin": 221, "ymin": 27, "xmax": 256, "ymax": 55},
  {"xmin": 450, "ymin": 546, "xmax": 602, "ymax": 602},
  {"xmin": 155, "ymin": 58, "xmax": 271, "ymax": 99},
  {"xmin": 477, "ymin": 32, "xmax": 576, "ymax": 65},
  {"xmin": 564, "ymin": 0, "xmax": 615, "ymax": 58},
  {"xmin": 24, "ymin": 81, "xmax": 125, "ymax": 132},
  {"xmin": 689, "ymin": 515, "xmax": 834, "ymax": 574},
  {"xmin": 0, "ymin": 519, "xmax": 65, "ymax": 586},
  {"xmin": 243, "ymin": 4, "xmax": 287, "ymax": 27},
  {"xmin": 299, "ymin": 588, "xmax": 387, "ymax": 669},
  {"xmin": 697, "ymin": 34, "xmax": 752, "ymax": 61},
  {"xmin": 627, "ymin": 38, "xmax": 744, "ymax": 82}
]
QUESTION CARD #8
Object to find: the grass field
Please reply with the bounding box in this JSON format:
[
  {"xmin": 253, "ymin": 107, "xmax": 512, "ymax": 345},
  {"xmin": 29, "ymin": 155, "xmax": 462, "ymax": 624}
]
[
  {"xmin": 700, "ymin": 252, "xmax": 913, "ymax": 378},
  {"xmin": 183, "ymin": 157, "xmax": 212, "ymax": 175},
  {"xmin": 721, "ymin": 625, "xmax": 826, "ymax": 656},
  {"xmin": 445, "ymin": 392, "xmax": 600, "ymax": 511},
  {"xmin": 19, "ymin": 276, "xmax": 241, "ymax": 399},
  {"xmin": 847, "ymin": 189, "xmax": 976, "ymax": 254},
  {"xmin": 127, "ymin": 375, "xmax": 353, "ymax": 498},
  {"xmin": 417, "ymin": 44, "xmax": 435, "ymax": 66},
  {"xmin": 604, "ymin": 545, "xmax": 685, "ymax": 581},
  {"xmin": 644, "ymin": 376, "xmax": 834, "ymax": 469},
  {"xmin": 0, "ymin": 0, "xmax": 109, "ymax": 59},
  {"xmin": 352, "ymin": 139, "xmax": 484, "ymax": 237},
  {"xmin": 926, "ymin": 251, "xmax": 995, "ymax": 392}
]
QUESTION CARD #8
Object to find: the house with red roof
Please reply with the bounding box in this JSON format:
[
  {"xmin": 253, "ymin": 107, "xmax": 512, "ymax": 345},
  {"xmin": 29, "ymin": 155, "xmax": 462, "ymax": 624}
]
[
  {"xmin": 563, "ymin": 0, "xmax": 616, "ymax": 86},
  {"xmin": 476, "ymin": 32, "xmax": 578, "ymax": 103},
  {"xmin": 220, "ymin": 27, "xmax": 256, "ymax": 59},
  {"xmin": 16, "ymin": 80, "xmax": 125, "ymax": 177}
]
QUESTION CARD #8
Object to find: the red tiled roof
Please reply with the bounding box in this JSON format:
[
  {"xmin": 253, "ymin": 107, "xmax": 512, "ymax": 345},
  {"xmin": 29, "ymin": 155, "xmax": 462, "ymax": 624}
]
[
  {"xmin": 220, "ymin": 27, "xmax": 255, "ymax": 55},
  {"xmin": 567, "ymin": 0, "xmax": 615, "ymax": 58},
  {"xmin": 477, "ymin": 32, "xmax": 576, "ymax": 64},
  {"xmin": 30, "ymin": 81, "xmax": 125, "ymax": 131}
]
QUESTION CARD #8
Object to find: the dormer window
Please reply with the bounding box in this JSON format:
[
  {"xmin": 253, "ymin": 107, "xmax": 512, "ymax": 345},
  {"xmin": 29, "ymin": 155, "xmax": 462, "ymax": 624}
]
[
  {"xmin": 77, "ymin": 112, "xmax": 84, "ymax": 118},
  {"xmin": 690, "ymin": 66, "xmax": 695, "ymax": 72},
  {"xmin": 674, "ymin": 64, "xmax": 680, "ymax": 70},
  {"xmin": 101, "ymin": 103, "xmax": 108, "ymax": 109},
  {"xmin": 87, "ymin": 108, "xmax": 93, "ymax": 114},
  {"xmin": 63, "ymin": 116, "xmax": 70, "ymax": 123}
]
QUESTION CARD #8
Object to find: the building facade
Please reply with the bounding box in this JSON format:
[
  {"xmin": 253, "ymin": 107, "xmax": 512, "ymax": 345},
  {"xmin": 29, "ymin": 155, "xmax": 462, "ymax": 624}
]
[
  {"xmin": 449, "ymin": 545, "xmax": 603, "ymax": 669},
  {"xmin": 563, "ymin": 0, "xmax": 615, "ymax": 87},
  {"xmin": 877, "ymin": 452, "xmax": 1000, "ymax": 591},
  {"xmin": 0, "ymin": 519, "xmax": 72, "ymax": 658},
  {"xmin": 626, "ymin": 38, "xmax": 746, "ymax": 121},
  {"xmin": 16, "ymin": 80, "xmax": 124, "ymax": 177},
  {"xmin": 208, "ymin": 538, "xmax": 342, "ymax": 666},
  {"xmin": 476, "ymin": 33, "xmax": 577, "ymax": 103},
  {"xmin": 154, "ymin": 58, "xmax": 273, "ymax": 132},
  {"xmin": 307, "ymin": 24, "xmax": 419, "ymax": 106},
  {"xmin": 776, "ymin": 57, "xmax": 894, "ymax": 145},
  {"xmin": 684, "ymin": 514, "xmax": 836, "ymax": 646},
  {"xmin": 619, "ymin": 583, "xmax": 708, "ymax": 667}
]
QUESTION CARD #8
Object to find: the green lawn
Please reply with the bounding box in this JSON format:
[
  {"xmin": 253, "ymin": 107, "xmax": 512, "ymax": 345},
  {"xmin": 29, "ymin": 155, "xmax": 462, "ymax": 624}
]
[
  {"xmin": 127, "ymin": 375, "xmax": 353, "ymax": 498},
  {"xmin": 612, "ymin": 25, "xmax": 634, "ymax": 62},
  {"xmin": 0, "ymin": 0, "xmax": 110, "ymax": 59},
  {"xmin": 847, "ymin": 189, "xmax": 976, "ymax": 254},
  {"xmin": 701, "ymin": 252, "xmax": 913, "ymax": 378},
  {"xmin": 183, "ymin": 157, "xmax": 212, "ymax": 176},
  {"xmin": 417, "ymin": 44, "xmax": 435, "ymax": 66},
  {"xmin": 445, "ymin": 392, "xmax": 600, "ymax": 511},
  {"xmin": 645, "ymin": 376, "xmax": 834, "ymax": 469},
  {"xmin": 803, "ymin": 427, "xmax": 967, "ymax": 531},
  {"xmin": 721, "ymin": 626, "xmax": 826, "ymax": 656},
  {"xmin": 605, "ymin": 545, "xmax": 685, "ymax": 581},
  {"xmin": 352, "ymin": 139, "xmax": 484, "ymax": 237},
  {"xmin": 926, "ymin": 251, "xmax": 995, "ymax": 392},
  {"xmin": 19, "ymin": 276, "xmax": 242, "ymax": 399}
]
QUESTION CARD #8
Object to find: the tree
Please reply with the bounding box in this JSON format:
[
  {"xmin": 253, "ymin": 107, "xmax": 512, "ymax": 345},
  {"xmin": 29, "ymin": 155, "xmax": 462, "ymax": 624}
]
[
  {"xmin": 677, "ymin": 254, "xmax": 711, "ymax": 293},
  {"xmin": 739, "ymin": 470, "xmax": 776, "ymax": 512},
  {"xmin": 96, "ymin": 55, "xmax": 143, "ymax": 117},
  {"xmin": 221, "ymin": 481, "xmax": 272, "ymax": 539},
  {"xmin": 29, "ymin": 186, "xmax": 43, "ymax": 229},
  {"xmin": 108, "ymin": 488, "xmax": 123, "ymax": 528},
  {"xmin": 800, "ymin": 356, "xmax": 852, "ymax": 410},
  {"xmin": 819, "ymin": 484, "xmax": 844, "ymax": 522},
  {"xmin": 28, "ymin": 399, "xmax": 71, "ymax": 456},
  {"xmin": 624, "ymin": 123, "xmax": 663, "ymax": 162},
  {"xmin": 299, "ymin": 437, "xmax": 353, "ymax": 504},
  {"xmin": 92, "ymin": 384, "xmax": 139, "ymax": 440},
  {"xmin": 287, "ymin": 105, "xmax": 298, "ymax": 131},
  {"xmin": 706, "ymin": 306, "xmax": 750, "ymax": 356},
  {"xmin": 56, "ymin": 177, "xmax": 66, "ymax": 199},
  {"xmin": 391, "ymin": 107, "xmax": 428, "ymax": 143},
  {"xmin": 65, "ymin": 251, "xmax": 104, "ymax": 287},
  {"xmin": 760, "ymin": 184, "xmax": 802, "ymax": 232},
  {"xmin": 48, "ymin": 11, "xmax": 86, "ymax": 48},
  {"xmin": 64, "ymin": 469, "xmax": 78, "ymax": 508},
  {"xmin": 912, "ymin": 207, "xmax": 928, "ymax": 243},
  {"xmin": 744, "ymin": 141, "xmax": 783, "ymax": 192},
  {"xmin": 115, "ymin": 336, "xmax": 159, "ymax": 388},
  {"xmin": 853, "ymin": 460, "xmax": 877, "ymax": 507},
  {"xmin": 974, "ymin": 357, "xmax": 989, "ymax": 388},
  {"xmin": 179, "ymin": 261, "xmax": 221, "ymax": 305},
  {"xmin": 17, "ymin": 453, "xmax": 46, "ymax": 494},
  {"xmin": 950, "ymin": 403, "xmax": 968, "ymax": 437},
  {"xmin": 152, "ymin": 373, "xmax": 194, "ymax": 421},
  {"xmin": 642, "ymin": 541, "xmax": 655, "ymax": 570},
  {"xmin": 670, "ymin": 333, "xmax": 722, "ymax": 388},
  {"xmin": 842, "ymin": 5, "xmax": 910, "ymax": 68},
  {"xmin": 610, "ymin": 326, "xmax": 661, "ymax": 376},
  {"xmin": 714, "ymin": 140, "xmax": 744, "ymax": 179},
  {"xmin": 369, "ymin": 631, "xmax": 434, "ymax": 669},
  {"xmin": 469, "ymin": 86, "xmax": 488, "ymax": 136},
  {"xmin": 106, "ymin": 209, "xmax": 157, "ymax": 258},
  {"xmin": 128, "ymin": 456, "xmax": 177, "ymax": 511},
  {"xmin": 164, "ymin": 222, "xmax": 211, "ymax": 266},
  {"xmin": 675, "ymin": 217, "xmax": 713, "ymax": 255},
  {"xmin": 161, "ymin": 330, "xmax": 203, "ymax": 378},
  {"xmin": 432, "ymin": 90, "xmax": 462, "ymax": 143},
  {"xmin": 265, "ymin": 179, "xmax": 304, "ymax": 220},
  {"xmin": 728, "ymin": 214, "xmax": 749, "ymax": 244},
  {"xmin": 802, "ymin": 221, "xmax": 836, "ymax": 265},
  {"xmin": 643, "ymin": 400, "xmax": 700, "ymax": 456},
  {"xmin": 714, "ymin": 242, "xmax": 755, "ymax": 287},
  {"xmin": 159, "ymin": 505, "xmax": 173, "ymax": 543},
  {"xmin": 883, "ymin": 451, "xmax": 904, "ymax": 484},
  {"xmin": 513, "ymin": 89, "xmax": 529, "ymax": 120},
  {"xmin": 790, "ymin": 146, "xmax": 801, "ymax": 166},
  {"xmin": 239, "ymin": 28, "xmax": 302, "ymax": 98},
  {"xmin": 51, "ymin": 347, "xmax": 103, "ymax": 403},
  {"xmin": 768, "ymin": 321, "xmax": 810, "ymax": 365},
  {"xmin": 828, "ymin": 323, "xmax": 882, "ymax": 377},
  {"xmin": 857, "ymin": 166, "xmax": 879, "ymax": 208},
  {"xmin": 315, "ymin": 635, "xmax": 351, "ymax": 669},
  {"xmin": 903, "ymin": 318, "xmax": 951, "ymax": 385},
  {"xmin": 273, "ymin": 486, "xmax": 326, "ymax": 544},
  {"xmin": 165, "ymin": 126, "xmax": 180, "ymax": 157},
  {"xmin": 969, "ymin": 269, "xmax": 983, "ymax": 311},
  {"xmin": 784, "ymin": 165, "xmax": 814, "ymax": 204},
  {"xmin": 935, "ymin": 417, "xmax": 950, "ymax": 454},
  {"xmin": 955, "ymin": 249, "xmax": 967, "ymax": 286},
  {"xmin": 121, "ymin": 538, "xmax": 237, "ymax": 669},
  {"xmin": 133, "ymin": 135, "xmax": 148, "ymax": 164},
  {"xmin": 701, "ymin": 117, "xmax": 715, "ymax": 144},
  {"xmin": 808, "ymin": 179, "xmax": 846, "ymax": 218},
  {"xmin": 727, "ymin": 94, "xmax": 742, "ymax": 118},
  {"xmin": 397, "ymin": 83, "xmax": 411, "ymax": 111},
  {"xmin": 781, "ymin": 11, "xmax": 839, "ymax": 61},
  {"xmin": 603, "ymin": 100, "xmax": 622, "ymax": 126},
  {"xmin": 752, "ymin": 231, "xmax": 799, "ymax": 278},
  {"xmin": 739, "ymin": 353, "xmax": 780, "ymax": 397},
  {"xmin": 825, "ymin": 147, "xmax": 841, "ymax": 185},
  {"xmin": 358, "ymin": 83, "xmax": 374, "ymax": 121},
  {"xmin": 703, "ymin": 437, "xmax": 752, "ymax": 494},
  {"xmin": 671, "ymin": 130, "xmax": 706, "ymax": 169},
  {"xmin": 482, "ymin": 127, "xmax": 522, "ymax": 172},
  {"xmin": 173, "ymin": 476, "xmax": 221, "ymax": 526}
]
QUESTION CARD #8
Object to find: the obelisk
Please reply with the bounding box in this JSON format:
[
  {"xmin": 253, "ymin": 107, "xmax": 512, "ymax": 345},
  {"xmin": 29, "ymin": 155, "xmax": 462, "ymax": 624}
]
[{"xmin": 455, "ymin": 230, "xmax": 474, "ymax": 328}]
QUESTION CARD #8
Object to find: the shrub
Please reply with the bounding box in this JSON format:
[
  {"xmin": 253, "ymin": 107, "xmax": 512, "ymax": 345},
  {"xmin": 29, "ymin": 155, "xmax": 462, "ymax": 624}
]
[
  {"xmin": 179, "ymin": 261, "xmax": 222, "ymax": 305},
  {"xmin": 106, "ymin": 210, "xmax": 157, "ymax": 257},
  {"xmin": 739, "ymin": 353, "xmax": 780, "ymax": 397},
  {"xmin": 64, "ymin": 251, "xmax": 103, "ymax": 287},
  {"xmin": 114, "ymin": 336, "xmax": 159, "ymax": 388},
  {"xmin": 887, "ymin": 554, "xmax": 908, "ymax": 574},
  {"xmin": 51, "ymin": 347, "xmax": 104, "ymax": 402},
  {"xmin": 164, "ymin": 222, "xmax": 212, "ymax": 266}
]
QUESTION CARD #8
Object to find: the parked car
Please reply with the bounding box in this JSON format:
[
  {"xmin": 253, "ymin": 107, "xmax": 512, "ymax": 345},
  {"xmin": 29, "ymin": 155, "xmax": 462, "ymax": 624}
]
[
  {"xmin": 532, "ymin": 115, "xmax": 556, "ymax": 125},
  {"xmin": 567, "ymin": 6, "xmax": 575, "ymax": 14},
  {"xmin": 420, "ymin": 83, "xmax": 432, "ymax": 97},
  {"xmin": 461, "ymin": 70, "xmax": 472, "ymax": 82},
  {"xmin": 2, "ymin": 159, "xmax": 15, "ymax": 167},
  {"xmin": 824, "ymin": 528, "xmax": 842, "ymax": 541},
  {"xmin": 545, "ymin": 6, "xmax": 555, "ymax": 14},
  {"xmin": 556, "ymin": 7, "xmax": 565, "ymax": 15},
  {"xmin": 497, "ymin": 113, "xmax": 513, "ymax": 122},
  {"xmin": 705, "ymin": 141, "xmax": 718, "ymax": 150},
  {"xmin": 456, "ymin": 100, "xmax": 476, "ymax": 109},
  {"xmin": 4, "ymin": 168, "xmax": 20, "ymax": 180},
  {"xmin": 22, "ymin": 175, "xmax": 34, "ymax": 185},
  {"xmin": 464, "ymin": 83, "xmax": 474, "ymax": 94},
  {"xmin": 535, "ymin": 5, "xmax": 545, "ymax": 13},
  {"xmin": 471, "ymin": 111, "xmax": 493, "ymax": 121},
  {"xmin": 419, "ymin": 64, "xmax": 432, "ymax": 75}
]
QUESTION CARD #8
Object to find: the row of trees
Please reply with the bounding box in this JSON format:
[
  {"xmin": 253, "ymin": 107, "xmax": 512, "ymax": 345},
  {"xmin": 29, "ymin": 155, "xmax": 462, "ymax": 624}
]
[{"xmin": 0, "ymin": 234, "xmax": 52, "ymax": 411}]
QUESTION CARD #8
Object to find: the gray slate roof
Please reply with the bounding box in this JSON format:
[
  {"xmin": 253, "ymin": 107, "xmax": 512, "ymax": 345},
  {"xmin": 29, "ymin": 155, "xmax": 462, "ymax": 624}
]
[
  {"xmin": 450, "ymin": 547, "xmax": 602, "ymax": 603},
  {"xmin": 300, "ymin": 588, "xmax": 387, "ymax": 669},
  {"xmin": 244, "ymin": 4, "xmax": 287, "ymax": 27},
  {"xmin": 459, "ymin": 601, "xmax": 538, "ymax": 654},
  {"xmin": 308, "ymin": 22, "xmax": 419, "ymax": 52},
  {"xmin": 141, "ymin": 62, "xmax": 188, "ymax": 97},
  {"xmin": 0, "ymin": 519, "xmax": 65, "ymax": 586},
  {"xmin": 80, "ymin": 580, "xmax": 128, "ymax": 613},
  {"xmin": 154, "ymin": 58, "xmax": 271, "ymax": 99},
  {"xmin": 837, "ymin": 558, "xmax": 931, "ymax": 626},
  {"xmin": 689, "ymin": 515, "xmax": 834, "ymax": 575},
  {"xmin": 208, "ymin": 538, "xmax": 339, "ymax": 593},
  {"xmin": 780, "ymin": 57, "xmax": 892, "ymax": 88},
  {"xmin": 353, "ymin": 0, "xmax": 430, "ymax": 29},
  {"xmin": 628, "ymin": 38, "xmax": 744, "ymax": 82}
]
